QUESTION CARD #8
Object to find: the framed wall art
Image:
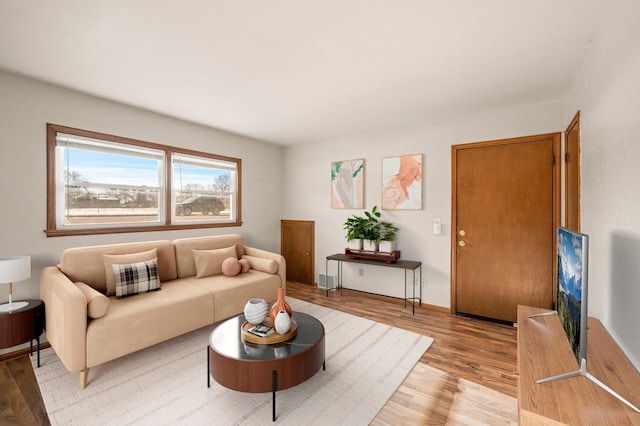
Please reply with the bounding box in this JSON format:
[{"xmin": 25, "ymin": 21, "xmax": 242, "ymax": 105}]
[
  {"xmin": 331, "ymin": 159, "xmax": 364, "ymax": 209},
  {"xmin": 381, "ymin": 154, "xmax": 423, "ymax": 210}
]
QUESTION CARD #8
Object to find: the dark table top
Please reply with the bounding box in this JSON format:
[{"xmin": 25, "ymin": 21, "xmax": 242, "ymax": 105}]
[
  {"xmin": 0, "ymin": 299, "xmax": 43, "ymax": 316},
  {"xmin": 326, "ymin": 253, "xmax": 421, "ymax": 269},
  {"xmin": 209, "ymin": 312, "xmax": 324, "ymax": 361}
]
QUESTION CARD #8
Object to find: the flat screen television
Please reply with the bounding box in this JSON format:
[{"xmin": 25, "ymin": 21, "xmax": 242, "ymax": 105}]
[
  {"xmin": 530, "ymin": 227, "xmax": 639, "ymax": 413},
  {"xmin": 556, "ymin": 226, "xmax": 588, "ymax": 365}
]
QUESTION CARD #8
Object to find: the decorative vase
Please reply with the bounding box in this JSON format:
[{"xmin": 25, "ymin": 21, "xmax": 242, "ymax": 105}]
[
  {"xmin": 274, "ymin": 310, "xmax": 291, "ymax": 334},
  {"xmin": 244, "ymin": 298, "xmax": 268, "ymax": 325},
  {"xmin": 269, "ymin": 286, "xmax": 292, "ymax": 323}
]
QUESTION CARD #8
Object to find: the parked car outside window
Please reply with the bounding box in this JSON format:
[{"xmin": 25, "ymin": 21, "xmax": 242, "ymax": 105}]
[{"xmin": 176, "ymin": 196, "xmax": 225, "ymax": 216}]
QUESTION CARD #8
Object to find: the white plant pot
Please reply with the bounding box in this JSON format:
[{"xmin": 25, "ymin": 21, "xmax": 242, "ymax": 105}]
[
  {"xmin": 379, "ymin": 240, "xmax": 396, "ymax": 253},
  {"xmin": 348, "ymin": 238, "xmax": 363, "ymax": 250},
  {"xmin": 363, "ymin": 239, "xmax": 378, "ymax": 251}
]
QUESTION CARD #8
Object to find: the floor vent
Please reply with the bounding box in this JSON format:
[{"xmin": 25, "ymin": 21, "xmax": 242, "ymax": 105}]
[{"xmin": 318, "ymin": 273, "xmax": 337, "ymax": 289}]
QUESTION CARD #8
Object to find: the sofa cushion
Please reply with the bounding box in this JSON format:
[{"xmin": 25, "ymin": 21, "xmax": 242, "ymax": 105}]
[
  {"xmin": 193, "ymin": 246, "xmax": 237, "ymax": 278},
  {"xmin": 103, "ymin": 249, "xmax": 157, "ymax": 296},
  {"xmin": 113, "ymin": 258, "xmax": 161, "ymax": 298},
  {"xmin": 76, "ymin": 282, "xmax": 110, "ymax": 319},
  {"xmin": 241, "ymin": 255, "xmax": 279, "ymax": 274},
  {"xmin": 59, "ymin": 241, "xmax": 177, "ymax": 294},
  {"xmin": 85, "ymin": 280, "xmax": 214, "ymax": 368},
  {"xmin": 181, "ymin": 271, "xmax": 280, "ymax": 322},
  {"xmin": 173, "ymin": 234, "xmax": 245, "ymax": 278}
]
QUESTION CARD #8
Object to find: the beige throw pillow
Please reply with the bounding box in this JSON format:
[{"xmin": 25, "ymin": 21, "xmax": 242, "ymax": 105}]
[
  {"xmin": 193, "ymin": 245, "xmax": 237, "ymax": 278},
  {"xmin": 76, "ymin": 282, "xmax": 110, "ymax": 319},
  {"xmin": 103, "ymin": 249, "xmax": 158, "ymax": 296},
  {"xmin": 241, "ymin": 255, "xmax": 278, "ymax": 274}
]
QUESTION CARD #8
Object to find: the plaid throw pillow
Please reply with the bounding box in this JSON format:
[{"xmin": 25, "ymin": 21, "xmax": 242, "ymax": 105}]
[{"xmin": 112, "ymin": 258, "xmax": 161, "ymax": 298}]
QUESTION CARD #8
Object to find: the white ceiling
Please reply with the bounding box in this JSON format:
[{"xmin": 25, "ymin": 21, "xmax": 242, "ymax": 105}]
[{"xmin": 0, "ymin": 1, "xmax": 609, "ymax": 146}]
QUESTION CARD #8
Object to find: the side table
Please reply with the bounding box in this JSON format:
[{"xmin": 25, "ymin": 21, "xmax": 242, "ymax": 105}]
[
  {"xmin": 0, "ymin": 299, "xmax": 45, "ymax": 367},
  {"xmin": 325, "ymin": 253, "xmax": 422, "ymax": 314}
]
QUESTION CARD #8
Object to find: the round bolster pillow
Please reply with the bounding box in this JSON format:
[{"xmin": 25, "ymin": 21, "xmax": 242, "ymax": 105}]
[
  {"xmin": 76, "ymin": 282, "xmax": 110, "ymax": 319},
  {"xmin": 241, "ymin": 255, "xmax": 278, "ymax": 274}
]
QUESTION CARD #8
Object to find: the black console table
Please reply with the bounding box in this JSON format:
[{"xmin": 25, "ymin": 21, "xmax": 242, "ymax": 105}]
[{"xmin": 325, "ymin": 254, "xmax": 422, "ymax": 314}]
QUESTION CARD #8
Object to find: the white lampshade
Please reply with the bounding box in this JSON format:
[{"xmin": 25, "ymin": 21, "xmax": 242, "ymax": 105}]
[
  {"xmin": 0, "ymin": 256, "xmax": 31, "ymax": 313},
  {"xmin": 0, "ymin": 256, "xmax": 31, "ymax": 283}
]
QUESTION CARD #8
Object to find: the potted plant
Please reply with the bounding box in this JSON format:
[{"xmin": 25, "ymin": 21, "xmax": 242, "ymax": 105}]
[
  {"xmin": 362, "ymin": 206, "xmax": 381, "ymax": 251},
  {"xmin": 344, "ymin": 206, "xmax": 398, "ymax": 252},
  {"xmin": 344, "ymin": 214, "xmax": 366, "ymax": 250},
  {"xmin": 378, "ymin": 221, "xmax": 399, "ymax": 252}
]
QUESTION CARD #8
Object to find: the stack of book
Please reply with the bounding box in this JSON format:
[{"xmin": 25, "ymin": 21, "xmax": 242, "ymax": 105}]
[{"xmin": 247, "ymin": 324, "xmax": 274, "ymax": 337}]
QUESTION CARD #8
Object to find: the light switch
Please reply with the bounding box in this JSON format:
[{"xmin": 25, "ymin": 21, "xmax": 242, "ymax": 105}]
[{"xmin": 432, "ymin": 219, "xmax": 442, "ymax": 235}]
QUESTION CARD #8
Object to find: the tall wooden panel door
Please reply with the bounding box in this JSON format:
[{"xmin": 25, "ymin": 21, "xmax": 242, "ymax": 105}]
[
  {"xmin": 281, "ymin": 220, "xmax": 314, "ymax": 285},
  {"xmin": 451, "ymin": 134, "xmax": 560, "ymax": 323},
  {"xmin": 565, "ymin": 111, "xmax": 581, "ymax": 231}
]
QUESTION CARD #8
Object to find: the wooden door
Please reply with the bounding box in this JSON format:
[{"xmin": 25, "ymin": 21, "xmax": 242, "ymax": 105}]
[
  {"xmin": 565, "ymin": 111, "xmax": 581, "ymax": 231},
  {"xmin": 451, "ymin": 134, "xmax": 560, "ymax": 323},
  {"xmin": 281, "ymin": 220, "xmax": 314, "ymax": 285}
]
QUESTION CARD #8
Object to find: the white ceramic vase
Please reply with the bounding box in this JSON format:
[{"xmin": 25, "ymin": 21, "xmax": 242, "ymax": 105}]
[
  {"xmin": 274, "ymin": 310, "xmax": 291, "ymax": 334},
  {"xmin": 244, "ymin": 298, "xmax": 268, "ymax": 325}
]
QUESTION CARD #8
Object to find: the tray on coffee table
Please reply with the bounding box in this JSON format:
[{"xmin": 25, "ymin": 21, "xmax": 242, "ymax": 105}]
[{"xmin": 241, "ymin": 317, "xmax": 298, "ymax": 344}]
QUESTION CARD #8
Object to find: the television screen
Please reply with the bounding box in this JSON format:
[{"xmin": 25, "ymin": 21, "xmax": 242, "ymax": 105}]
[
  {"xmin": 556, "ymin": 226, "xmax": 588, "ymax": 364},
  {"xmin": 535, "ymin": 229, "xmax": 640, "ymax": 413}
]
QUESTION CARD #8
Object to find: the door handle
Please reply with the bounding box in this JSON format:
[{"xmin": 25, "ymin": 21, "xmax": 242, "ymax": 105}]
[
  {"xmin": 306, "ymin": 252, "xmax": 310, "ymax": 256},
  {"xmin": 458, "ymin": 229, "xmax": 467, "ymax": 247}
]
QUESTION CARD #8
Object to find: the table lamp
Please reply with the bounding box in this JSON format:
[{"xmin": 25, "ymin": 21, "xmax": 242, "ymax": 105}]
[{"xmin": 0, "ymin": 256, "xmax": 31, "ymax": 313}]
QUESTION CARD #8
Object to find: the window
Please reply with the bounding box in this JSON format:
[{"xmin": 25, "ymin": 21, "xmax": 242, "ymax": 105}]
[
  {"xmin": 46, "ymin": 124, "xmax": 241, "ymax": 236},
  {"xmin": 172, "ymin": 153, "xmax": 238, "ymax": 223}
]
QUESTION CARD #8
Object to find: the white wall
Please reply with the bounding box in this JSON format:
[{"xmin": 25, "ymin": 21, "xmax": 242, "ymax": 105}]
[
  {"xmin": 565, "ymin": 0, "xmax": 640, "ymax": 368},
  {"xmin": 0, "ymin": 71, "xmax": 284, "ymax": 318},
  {"xmin": 283, "ymin": 100, "xmax": 565, "ymax": 308},
  {"xmin": 5, "ymin": 1, "xmax": 638, "ymax": 370}
]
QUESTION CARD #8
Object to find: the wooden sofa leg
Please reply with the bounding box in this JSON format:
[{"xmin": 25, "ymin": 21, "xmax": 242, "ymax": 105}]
[{"xmin": 79, "ymin": 368, "xmax": 89, "ymax": 389}]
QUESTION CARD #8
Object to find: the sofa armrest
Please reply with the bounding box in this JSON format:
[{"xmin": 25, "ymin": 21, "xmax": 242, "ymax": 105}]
[
  {"xmin": 40, "ymin": 266, "xmax": 87, "ymax": 373},
  {"xmin": 243, "ymin": 246, "xmax": 286, "ymax": 289}
]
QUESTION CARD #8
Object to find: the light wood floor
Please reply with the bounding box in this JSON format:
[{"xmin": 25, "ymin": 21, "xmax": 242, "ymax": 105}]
[
  {"xmin": 287, "ymin": 282, "xmax": 518, "ymax": 425},
  {"xmin": 0, "ymin": 281, "xmax": 518, "ymax": 425}
]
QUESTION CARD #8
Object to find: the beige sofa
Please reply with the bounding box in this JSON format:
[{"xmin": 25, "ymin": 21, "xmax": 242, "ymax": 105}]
[{"xmin": 40, "ymin": 234, "xmax": 285, "ymax": 389}]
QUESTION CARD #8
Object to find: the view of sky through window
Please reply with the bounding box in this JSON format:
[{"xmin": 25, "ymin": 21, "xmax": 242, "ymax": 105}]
[{"xmin": 65, "ymin": 148, "xmax": 159, "ymax": 186}]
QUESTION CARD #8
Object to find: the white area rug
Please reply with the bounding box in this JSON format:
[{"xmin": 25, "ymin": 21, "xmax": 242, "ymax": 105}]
[{"xmin": 32, "ymin": 298, "xmax": 433, "ymax": 425}]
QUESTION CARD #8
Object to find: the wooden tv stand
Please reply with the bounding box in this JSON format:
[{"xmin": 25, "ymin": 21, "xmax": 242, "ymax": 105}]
[{"xmin": 517, "ymin": 305, "xmax": 640, "ymax": 425}]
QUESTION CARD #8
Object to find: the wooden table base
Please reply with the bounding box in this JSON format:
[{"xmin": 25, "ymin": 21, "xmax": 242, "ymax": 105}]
[{"xmin": 207, "ymin": 313, "xmax": 325, "ymax": 422}]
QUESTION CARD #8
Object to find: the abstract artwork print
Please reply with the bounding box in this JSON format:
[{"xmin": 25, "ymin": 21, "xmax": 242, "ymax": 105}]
[
  {"xmin": 382, "ymin": 154, "xmax": 422, "ymax": 210},
  {"xmin": 331, "ymin": 159, "xmax": 364, "ymax": 209}
]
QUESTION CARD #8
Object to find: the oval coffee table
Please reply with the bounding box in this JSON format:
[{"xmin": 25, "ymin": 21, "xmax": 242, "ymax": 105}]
[{"xmin": 208, "ymin": 311, "xmax": 325, "ymax": 422}]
